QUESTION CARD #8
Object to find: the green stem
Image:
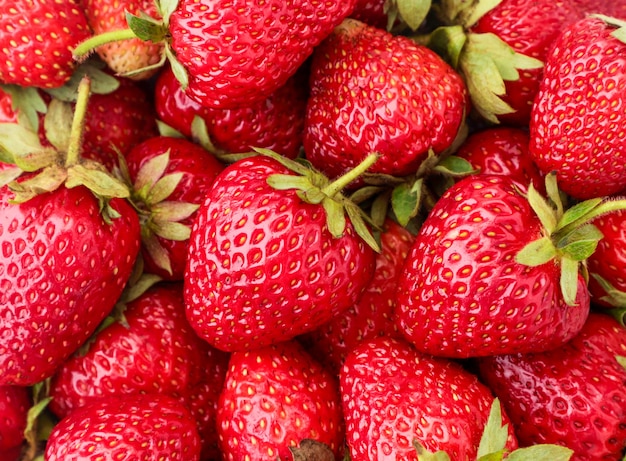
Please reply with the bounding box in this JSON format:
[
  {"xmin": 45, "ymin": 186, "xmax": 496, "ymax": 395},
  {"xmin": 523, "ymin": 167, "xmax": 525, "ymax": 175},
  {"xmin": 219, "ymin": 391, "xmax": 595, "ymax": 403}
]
[
  {"xmin": 73, "ymin": 29, "xmax": 138, "ymax": 58},
  {"xmin": 557, "ymin": 198, "xmax": 626, "ymax": 237},
  {"xmin": 321, "ymin": 153, "xmax": 378, "ymax": 198},
  {"xmin": 65, "ymin": 77, "xmax": 91, "ymax": 167}
]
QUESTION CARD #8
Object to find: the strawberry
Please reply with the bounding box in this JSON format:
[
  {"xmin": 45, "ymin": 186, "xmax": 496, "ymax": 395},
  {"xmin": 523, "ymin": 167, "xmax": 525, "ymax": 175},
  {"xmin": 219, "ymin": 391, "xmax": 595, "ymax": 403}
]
[
  {"xmin": 45, "ymin": 393, "xmax": 202, "ymax": 460},
  {"xmin": 184, "ymin": 151, "xmax": 378, "ymax": 352},
  {"xmin": 123, "ymin": 136, "xmax": 224, "ymax": 280},
  {"xmin": 477, "ymin": 312, "xmax": 626, "ymax": 460},
  {"xmin": 216, "ymin": 340, "xmax": 344, "ymax": 460},
  {"xmin": 0, "ymin": 385, "xmax": 30, "ymax": 460},
  {"xmin": 304, "ymin": 18, "xmax": 468, "ymax": 180},
  {"xmin": 454, "ymin": 126, "xmax": 545, "ymax": 192},
  {"xmin": 0, "ymin": 0, "xmax": 91, "ymax": 88},
  {"xmin": 340, "ymin": 337, "xmax": 519, "ymax": 460},
  {"xmin": 395, "ymin": 174, "xmax": 593, "ymax": 358},
  {"xmin": 529, "ymin": 16, "xmax": 626, "ymax": 200},
  {"xmin": 154, "ymin": 65, "xmax": 308, "ymax": 159},
  {"xmin": 82, "ymin": 0, "xmax": 164, "ymax": 79},
  {"xmin": 570, "ymin": 0, "xmax": 626, "ymax": 19},
  {"xmin": 300, "ymin": 219, "xmax": 414, "ymax": 374}
]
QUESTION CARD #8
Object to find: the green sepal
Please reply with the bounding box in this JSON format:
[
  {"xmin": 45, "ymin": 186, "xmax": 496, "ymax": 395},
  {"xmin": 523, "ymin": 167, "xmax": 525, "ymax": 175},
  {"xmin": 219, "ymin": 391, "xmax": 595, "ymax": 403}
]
[
  {"xmin": 156, "ymin": 120, "xmax": 185, "ymax": 139},
  {"xmin": 156, "ymin": 0, "xmax": 180, "ymax": 26},
  {"xmin": 126, "ymin": 11, "xmax": 169, "ymax": 42},
  {"xmin": 134, "ymin": 150, "xmax": 170, "ymax": 195},
  {"xmin": 254, "ymin": 147, "xmax": 312, "ymax": 176},
  {"xmin": 423, "ymin": 25, "xmax": 467, "ymax": 69},
  {"xmin": 515, "ymin": 237, "xmax": 557, "ymax": 267},
  {"xmin": 544, "ymin": 171, "xmax": 564, "ymax": 219},
  {"xmin": 556, "ymin": 224, "xmax": 603, "ymax": 262},
  {"xmin": 391, "ymin": 0, "xmax": 432, "ymax": 31},
  {"xmin": 592, "ymin": 14, "xmax": 626, "ymax": 44},
  {"xmin": 45, "ymin": 60, "xmax": 120, "ymax": 102},
  {"xmin": 433, "ymin": 155, "xmax": 478, "ymax": 177},
  {"xmin": 322, "ymin": 197, "xmax": 347, "ymax": 239},
  {"xmin": 147, "ymin": 172, "xmax": 184, "ymax": 204},
  {"xmin": 345, "ymin": 201, "xmax": 381, "ymax": 253},
  {"xmin": 591, "ymin": 273, "xmax": 626, "ymax": 309},
  {"xmin": 152, "ymin": 201, "xmax": 199, "ymax": 222},
  {"xmin": 166, "ymin": 45, "xmax": 189, "ymax": 90},
  {"xmin": 553, "ymin": 198, "xmax": 603, "ymax": 233},
  {"xmin": 151, "ymin": 220, "xmax": 193, "ymax": 241},
  {"xmin": 560, "ymin": 256, "xmax": 580, "ymax": 307},
  {"xmin": 0, "ymin": 166, "xmax": 23, "ymax": 188},
  {"xmin": 616, "ymin": 355, "xmax": 626, "ymax": 371},
  {"xmin": 0, "ymin": 123, "xmax": 46, "ymax": 159},
  {"xmin": 477, "ymin": 399, "xmax": 509, "ymax": 459},
  {"xmin": 44, "ymin": 99, "xmax": 74, "ymax": 152},
  {"xmin": 8, "ymin": 165, "xmax": 68, "ymax": 203},
  {"xmin": 142, "ymin": 232, "xmax": 173, "ymax": 275},
  {"xmin": 527, "ymin": 182, "xmax": 558, "ymax": 234},
  {"xmin": 506, "ymin": 445, "xmax": 573, "ymax": 461},
  {"xmin": 440, "ymin": 0, "xmax": 503, "ymax": 28},
  {"xmin": 392, "ymin": 178, "xmax": 423, "ymax": 227},
  {"xmin": 413, "ymin": 440, "xmax": 451, "ymax": 461},
  {"xmin": 477, "ymin": 453, "xmax": 505, "ymax": 461},
  {"xmin": 191, "ymin": 115, "xmax": 221, "ymax": 154},
  {"xmin": 66, "ymin": 164, "xmax": 131, "ymax": 199},
  {"xmin": 1, "ymin": 84, "xmax": 47, "ymax": 132},
  {"xmin": 370, "ymin": 189, "xmax": 392, "ymax": 228}
]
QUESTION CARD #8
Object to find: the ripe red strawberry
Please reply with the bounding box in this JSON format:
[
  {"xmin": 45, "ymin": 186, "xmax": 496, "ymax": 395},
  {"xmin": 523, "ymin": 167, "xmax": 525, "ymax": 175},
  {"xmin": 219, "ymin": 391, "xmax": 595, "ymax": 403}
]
[
  {"xmin": 455, "ymin": 126, "xmax": 545, "ymax": 192},
  {"xmin": 154, "ymin": 65, "xmax": 308, "ymax": 159},
  {"xmin": 184, "ymin": 152, "xmax": 377, "ymax": 352},
  {"xmin": 45, "ymin": 393, "xmax": 202, "ymax": 460},
  {"xmin": 0, "ymin": 0, "xmax": 91, "ymax": 88},
  {"xmin": 478, "ymin": 312, "xmax": 626, "ymax": 460},
  {"xmin": 0, "ymin": 385, "xmax": 30, "ymax": 460},
  {"xmin": 82, "ymin": 0, "xmax": 164, "ymax": 79},
  {"xmin": 529, "ymin": 16, "xmax": 626, "ymax": 200},
  {"xmin": 300, "ymin": 219, "xmax": 414, "ymax": 373},
  {"xmin": 123, "ymin": 136, "xmax": 224, "ymax": 280},
  {"xmin": 304, "ymin": 18, "xmax": 468, "ymax": 180},
  {"xmin": 570, "ymin": 0, "xmax": 626, "ymax": 19},
  {"xmin": 395, "ymin": 174, "xmax": 591, "ymax": 358},
  {"xmin": 351, "ymin": 0, "xmax": 389, "ymax": 29},
  {"xmin": 340, "ymin": 337, "xmax": 519, "ymax": 460},
  {"xmin": 217, "ymin": 340, "xmax": 344, "ymax": 460}
]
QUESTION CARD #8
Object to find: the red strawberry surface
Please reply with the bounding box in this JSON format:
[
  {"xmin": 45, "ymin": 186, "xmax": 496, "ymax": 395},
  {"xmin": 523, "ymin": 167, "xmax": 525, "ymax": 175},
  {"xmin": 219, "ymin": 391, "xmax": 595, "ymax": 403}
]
[
  {"xmin": 340, "ymin": 337, "xmax": 518, "ymax": 460},
  {"xmin": 154, "ymin": 65, "xmax": 308, "ymax": 159},
  {"xmin": 0, "ymin": 385, "xmax": 30, "ymax": 458},
  {"xmin": 168, "ymin": 0, "xmax": 356, "ymax": 109},
  {"xmin": 529, "ymin": 16, "xmax": 626, "ymax": 200},
  {"xmin": 351, "ymin": 0, "xmax": 388, "ymax": 29},
  {"xmin": 45, "ymin": 393, "xmax": 202, "ymax": 460},
  {"xmin": 478, "ymin": 312, "xmax": 626, "ymax": 460},
  {"xmin": 304, "ymin": 18, "xmax": 468, "ymax": 180},
  {"xmin": 395, "ymin": 174, "xmax": 590, "ymax": 358},
  {"xmin": 217, "ymin": 340, "xmax": 344, "ymax": 460},
  {"xmin": 0, "ymin": 181, "xmax": 140, "ymax": 385},
  {"xmin": 184, "ymin": 154, "xmax": 376, "ymax": 352},
  {"xmin": 0, "ymin": 0, "xmax": 91, "ymax": 88}
]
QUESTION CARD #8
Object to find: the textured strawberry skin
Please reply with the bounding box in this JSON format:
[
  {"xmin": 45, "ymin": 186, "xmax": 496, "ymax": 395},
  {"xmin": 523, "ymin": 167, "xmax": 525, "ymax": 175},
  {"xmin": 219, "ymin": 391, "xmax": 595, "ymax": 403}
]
[
  {"xmin": 529, "ymin": 17, "xmax": 626, "ymax": 199},
  {"xmin": 396, "ymin": 175, "xmax": 590, "ymax": 358},
  {"xmin": 0, "ymin": 385, "xmax": 30, "ymax": 455},
  {"xmin": 168, "ymin": 0, "xmax": 356, "ymax": 109},
  {"xmin": 0, "ymin": 185, "xmax": 140, "ymax": 385},
  {"xmin": 45, "ymin": 393, "xmax": 202, "ymax": 460},
  {"xmin": 217, "ymin": 341, "xmax": 344, "ymax": 460},
  {"xmin": 478, "ymin": 313, "xmax": 626, "ymax": 460},
  {"xmin": 340, "ymin": 337, "xmax": 518, "ymax": 460},
  {"xmin": 184, "ymin": 155, "xmax": 376, "ymax": 352},
  {"xmin": 0, "ymin": 0, "xmax": 91, "ymax": 88},
  {"xmin": 304, "ymin": 19, "xmax": 468, "ymax": 180},
  {"xmin": 154, "ymin": 65, "xmax": 308, "ymax": 159}
]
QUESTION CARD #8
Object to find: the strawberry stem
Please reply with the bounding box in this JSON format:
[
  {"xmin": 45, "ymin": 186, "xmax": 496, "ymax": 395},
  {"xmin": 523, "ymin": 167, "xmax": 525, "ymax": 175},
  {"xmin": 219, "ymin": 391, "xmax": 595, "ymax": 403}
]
[
  {"xmin": 73, "ymin": 29, "xmax": 138, "ymax": 58},
  {"xmin": 65, "ymin": 77, "xmax": 91, "ymax": 167},
  {"xmin": 321, "ymin": 153, "xmax": 378, "ymax": 197}
]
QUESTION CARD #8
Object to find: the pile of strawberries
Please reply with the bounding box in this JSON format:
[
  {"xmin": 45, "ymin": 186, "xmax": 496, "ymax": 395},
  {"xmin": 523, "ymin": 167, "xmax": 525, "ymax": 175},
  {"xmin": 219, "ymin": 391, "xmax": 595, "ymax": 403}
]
[{"xmin": 0, "ymin": 0, "xmax": 625, "ymax": 460}]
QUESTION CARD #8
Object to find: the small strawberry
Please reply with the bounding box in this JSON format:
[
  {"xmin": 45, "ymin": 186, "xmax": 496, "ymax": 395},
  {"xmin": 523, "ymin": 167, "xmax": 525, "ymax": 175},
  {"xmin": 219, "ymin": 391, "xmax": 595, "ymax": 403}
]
[
  {"xmin": 478, "ymin": 312, "xmax": 626, "ymax": 460},
  {"xmin": 184, "ymin": 150, "xmax": 378, "ymax": 352},
  {"xmin": 529, "ymin": 16, "xmax": 626, "ymax": 200},
  {"xmin": 300, "ymin": 219, "xmax": 414, "ymax": 374},
  {"xmin": 122, "ymin": 136, "xmax": 224, "ymax": 280},
  {"xmin": 396, "ymin": 174, "xmax": 598, "ymax": 358},
  {"xmin": 154, "ymin": 65, "xmax": 308, "ymax": 159},
  {"xmin": 0, "ymin": 385, "xmax": 30, "ymax": 460},
  {"xmin": 217, "ymin": 340, "xmax": 344, "ymax": 460},
  {"xmin": 45, "ymin": 393, "xmax": 202, "ymax": 460},
  {"xmin": 304, "ymin": 18, "xmax": 468, "ymax": 180},
  {"xmin": 0, "ymin": 0, "xmax": 91, "ymax": 88}
]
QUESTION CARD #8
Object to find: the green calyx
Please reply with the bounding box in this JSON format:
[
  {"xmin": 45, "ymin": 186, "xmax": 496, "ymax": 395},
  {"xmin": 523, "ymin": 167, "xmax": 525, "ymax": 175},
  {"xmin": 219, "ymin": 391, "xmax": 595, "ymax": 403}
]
[
  {"xmin": 516, "ymin": 173, "xmax": 626, "ymax": 306},
  {"xmin": 592, "ymin": 14, "xmax": 626, "ymax": 44},
  {"xmin": 385, "ymin": 0, "xmax": 432, "ymax": 32},
  {"xmin": 258, "ymin": 148, "xmax": 381, "ymax": 253}
]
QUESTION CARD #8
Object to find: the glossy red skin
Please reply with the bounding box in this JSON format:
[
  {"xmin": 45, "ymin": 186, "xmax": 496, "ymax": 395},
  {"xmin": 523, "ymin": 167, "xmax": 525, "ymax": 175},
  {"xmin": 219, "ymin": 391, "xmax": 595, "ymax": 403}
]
[
  {"xmin": 0, "ymin": 184, "xmax": 140, "ymax": 386},
  {"xmin": 0, "ymin": 88, "xmax": 19, "ymax": 124},
  {"xmin": 184, "ymin": 155, "xmax": 376, "ymax": 352},
  {"xmin": 529, "ymin": 17, "xmax": 626, "ymax": 200},
  {"xmin": 471, "ymin": 0, "xmax": 581, "ymax": 126},
  {"xmin": 125, "ymin": 136, "xmax": 224, "ymax": 280},
  {"xmin": 0, "ymin": 385, "xmax": 30, "ymax": 453},
  {"xmin": 45, "ymin": 393, "xmax": 202, "ymax": 461},
  {"xmin": 304, "ymin": 19, "xmax": 468, "ymax": 180},
  {"xmin": 217, "ymin": 341, "xmax": 344, "ymax": 460},
  {"xmin": 587, "ymin": 208, "xmax": 626, "ymax": 308},
  {"xmin": 168, "ymin": 0, "xmax": 356, "ymax": 109},
  {"xmin": 301, "ymin": 219, "xmax": 414, "ymax": 374},
  {"xmin": 0, "ymin": 0, "xmax": 91, "ymax": 88},
  {"xmin": 154, "ymin": 65, "xmax": 307, "ymax": 159},
  {"xmin": 455, "ymin": 127, "xmax": 545, "ymax": 192},
  {"xmin": 351, "ymin": 0, "xmax": 387, "ymax": 29},
  {"xmin": 396, "ymin": 175, "xmax": 590, "ymax": 358},
  {"xmin": 478, "ymin": 313, "xmax": 626, "ymax": 460},
  {"xmin": 570, "ymin": 0, "xmax": 626, "ymax": 19},
  {"xmin": 340, "ymin": 337, "xmax": 518, "ymax": 460}
]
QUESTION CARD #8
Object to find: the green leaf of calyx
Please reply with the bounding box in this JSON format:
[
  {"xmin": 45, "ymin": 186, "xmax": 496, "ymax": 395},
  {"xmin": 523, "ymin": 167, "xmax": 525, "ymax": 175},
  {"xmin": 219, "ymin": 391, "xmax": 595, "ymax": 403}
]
[
  {"xmin": 151, "ymin": 220, "xmax": 193, "ymax": 241},
  {"xmin": 0, "ymin": 122, "xmax": 46, "ymax": 159},
  {"xmin": 142, "ymin": 233, "xmax": 173, "ymax": 275},
  {"xmin": 191, "ymin": 115, "xmax": 221, "ymax": 153},
  {"xmin": 506, "ymin": 445, "xmax": 573, "ymax": 461},
  {"xmin": 515, "ymin": 236, "xmax": 557, "ymax": 267},
  {"xmin": 591, "ymin": 14, "xmax": 626, "ymax": 43},
  {"xmin": 394, "ymin": 0, "xmax": 431, "ymax": 31},
  {"xmin": 392, "ymin": 179, "xmax": 423, "ymax": 227},
  {"xmin": 544, "ymin": 171, "xmax": 564, "ymax": 219},
  {"xmin": 66, "ymin": 164, "xmax": 131, "ymax": 199},
  {"xmin": 322, "ymin": 197, "xmax": 347, "ymax": 239},
  {"xmin": 441, "ymin": 0, "xmax": 503, "ymax": 28},
  {"xmin": 345, "ymin": 201, "xmax": 381, "ymax": 253},
  {"xmin": 126, "ymin": 12, "xmax": 168, "ymax": 42},
  {"xmin": 134, "ymin": 150, "xmax": 171, "ymax": 194},
  {"xmin": 13, "ymin": 149, "xmax": 60, "ymax": 173},
  {"xmin": 156, "ymin": 0, "xmax": 180, "ymax": 26},
  {"xmin": 467, "ymin": 33, "xmax": 543, "ymax": 80},
  {"xmin": 433, "ymin": 155, "xmax": 478, "ymax": 177},
  {"xmin": 560, "ymin": 256, "xmax": 580, "ymax": 307},
  {"xmin": 556, "ymin": 224, "xmax": 604, "ymax": 262},
  {"xmin": 9, "ymin": 165, "xmax": 68, "ymax": 203},
  {"xmin": 422, "ymin": 25, "xmax": 467, "ymax": 69},
  {"xmin": 526, "ymin": 182, "xmax": 558, "ymax": 234},
  {"xmin": 553, "ymin": 198, "xmax": 603, "ymax": 233},
  {"xmin": 1, "ymin": 84, "xmax": 47, "ymax": 132},
  {"xmin": 413, "ymin": 439, "xmax": 451, "ymax": 461},
  {"xmin": 591, "ymin": 273, "xmax": 626, "ymax": 309},
  {"xmin": 477, "ymin": 399, "xmax": 509, "ymax": 459},
  {"xmin": 152, "ymin": 201, "xmax": 200, "ymax": 222},
  {"xmin": 156, "ymin": 120, "xmax": 185, "ymax": 139},
  {"xmin": 45, "ymin": 60, "xmax": 120, "ymax": 102},
  {"xmin": 147, "ymin": 172, "xmax": 184, "ymax": 204},
  {"xmin": 44, "ymin": 99, "xmax": 74, "ymax": 152},
  {"xmin": 166, "ymin": 45, "xmax": 189, "ymax": 90}
]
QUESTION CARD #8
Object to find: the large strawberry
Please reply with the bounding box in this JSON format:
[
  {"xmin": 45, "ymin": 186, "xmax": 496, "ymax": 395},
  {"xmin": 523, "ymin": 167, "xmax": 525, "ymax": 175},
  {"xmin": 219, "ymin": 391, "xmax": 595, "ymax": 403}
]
[
  {"xmin": 478, "ymin": 312, "xmax": 626, "ymax": 460},
  {"xmin": 304, "ymin": 18, "xmax": 468, "ymax": 180},
  {"xmin": 395, "ymin": 174, "xmax": 596, "ymax": 358},
  {"xmin": 217, "ymin": 340, "xmax": 344, "ymax": 460},
  {"xmin": 184, "ymin": 150, "xmax": 378, "ymax": 352},
  {"xmin": 0, "ymin": 0, "xmax": 91, "ymax": 88},
  {"xmin": 0, "ymin": 78, "xmax": 141, "ymax": 385},
  {"xmin": 0, "ymin": 385, "xmax": 30, "ymax": 460},
  {"xmin": 45, "ymin": 393, "xmax": 202, "ymax": 460},
  {"xmin": 75, "ymin": 0, "xmax": 356, "ymax": 109},
  {"xmin": 529, "ymin": 16, "xmax": 626, "ymax": 200}
]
